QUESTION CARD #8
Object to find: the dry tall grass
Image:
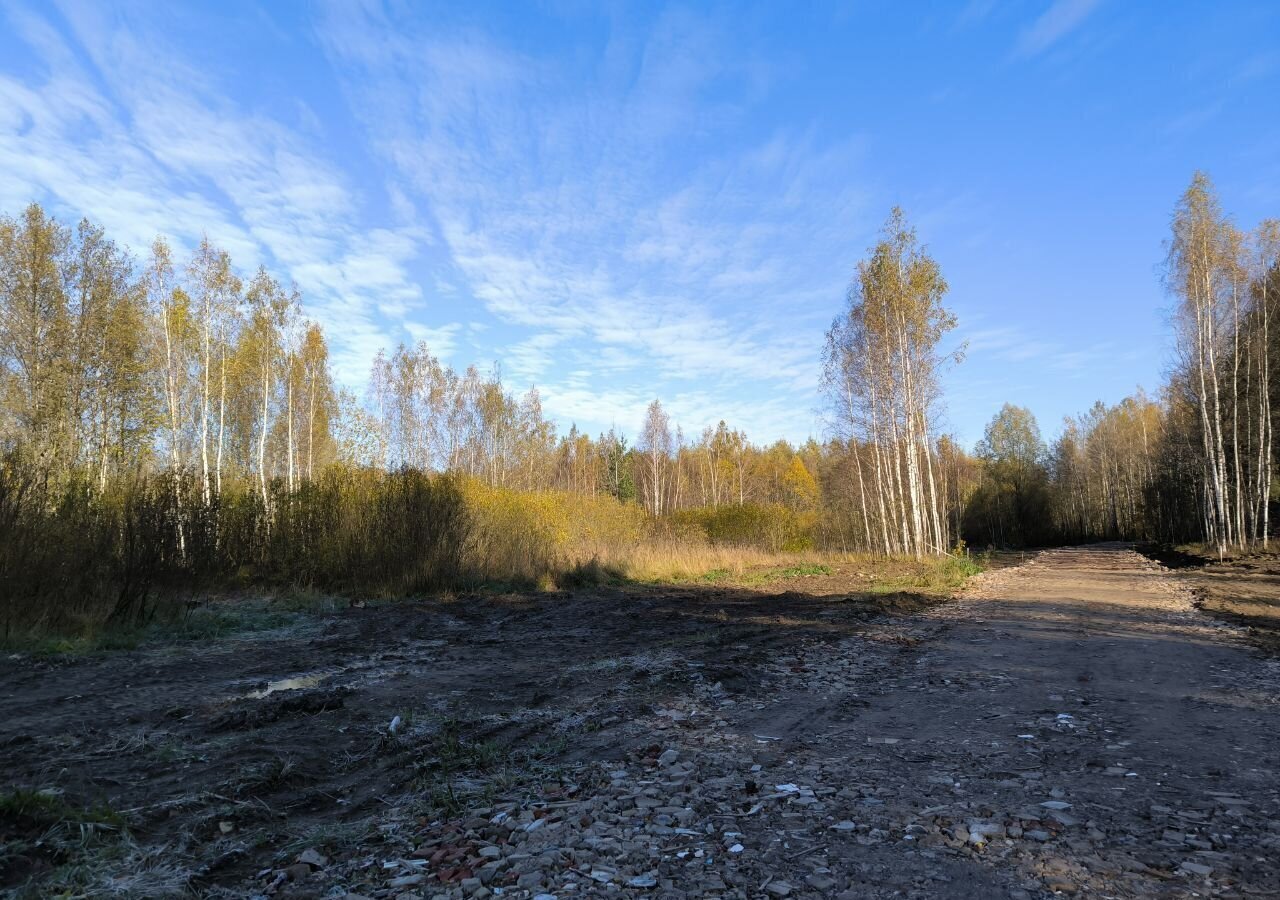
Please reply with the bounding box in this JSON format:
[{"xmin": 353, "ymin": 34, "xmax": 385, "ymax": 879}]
[
  {"xmin": 460, "ymin": 481, "xmax": 833, "ymax": 586},
  {"xmin": 614, "ymin": 541, "xmax": 819, "ymax": 583}
]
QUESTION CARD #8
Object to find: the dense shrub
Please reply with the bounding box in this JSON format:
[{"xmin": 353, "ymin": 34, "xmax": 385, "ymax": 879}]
[
  {"xmin": 264, "ymin": 467, "xmax": 471, "ymax": 594},
  {"xmin": 1, "ymin": 453, "xmax": 878, "ymax": 641},
  {"xmin": 666, "ymin": 503, "xmax": 817, "ymax": 552},
  {"xmin": 0, "ymin": 456, "xmax": 474, "ymax": 637},
  {"xmin": 461, "ymin": 481, "xmax": 645, "ymax": 584},
  {"xmin": 0, "ymin": 454, "xmax": 180, "ymax": 637}
]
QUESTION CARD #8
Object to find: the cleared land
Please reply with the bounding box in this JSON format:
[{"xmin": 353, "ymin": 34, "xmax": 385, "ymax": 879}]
[
  {"xmin": 2, "ymin": 547, "xmax": 1279, "ymax": 898},
  {"xmin": 1147, "ymin": 544, "xmax": 1280, "ymax": 650}
]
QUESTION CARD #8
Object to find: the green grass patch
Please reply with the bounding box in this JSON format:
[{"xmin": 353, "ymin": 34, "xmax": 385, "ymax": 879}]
[
  {"xmin": 0, "ymin": 788, "xmax": 131, "ymax": 897},
  {"xmin": 732, "ymin": 563, "xmax": 835, "ymax": 586},
  {"xmin": 776, "ymin": 563, "xmax": 833, "ymax": 578},
  {"xmin": 866, "ymin": 554, "xmax": 984, "ymax": 595},
  {"xmin": 0, "ymin": 788, "xmax": 126, "ymax": 832},
  {"xmin": 696, "ymin": 563, "xmax": 831, "ymax": 586}
]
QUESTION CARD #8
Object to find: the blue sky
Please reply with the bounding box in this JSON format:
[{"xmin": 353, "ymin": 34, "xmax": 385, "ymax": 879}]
[{"xmin": 2, "ymin": 1, "xmax": 1278, "ymax": 449}]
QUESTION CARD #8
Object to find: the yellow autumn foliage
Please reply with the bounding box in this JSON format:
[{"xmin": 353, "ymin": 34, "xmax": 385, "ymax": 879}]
[
  {"xmin": 458, "ymin": 482, "xmax": 826, "ymax": 586},
  {"xmin": 460, "ymin": 479, "xmax": 646, "ymax": 583},
  {"xmin": 666, "ymin": 503, "xmax": 817, "ymax": 552}
]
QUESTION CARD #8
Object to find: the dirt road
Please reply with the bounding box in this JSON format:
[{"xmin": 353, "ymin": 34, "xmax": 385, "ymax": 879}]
[
  {"xmin": 732, "ymin": 544, "xmax": 1280, "ymax": 898},
  {"xmin": 3, "ymin": 545, "xmax": 1279, "ymax": 897}
]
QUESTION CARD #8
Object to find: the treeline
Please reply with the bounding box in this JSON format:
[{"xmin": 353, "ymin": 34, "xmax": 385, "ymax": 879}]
[
  {"xmin": 962, "ymin": 172, "xmax": 1280, "ymax": 551},
  {"xmin": 0, "ymin": 205, "xmax": 340, "ymax": 503},
  {"xmin": 0, "ymin": 202, "xmax": 985, "ymax": 530},
  {"xmin": 1, "ymin": 201, "xmax": 988, "ymax": 634},
  {"xmin": 1166, "ymin": 175, "xmax": 1279, "ymax": 554},
  {"xmin": 354, "ymin": 340, "xmax": 826, "ymax": 514},
  {"xmin": 0, "ymin": 203, "xmax": 836, "ymax": 511},
  {"xmin": 962, "ymin": 396, "xmax": 1168, "ymax": 547},
  {"xmin": 8, "ymin": 173, "xmax": 1269, "ymax": 635}
]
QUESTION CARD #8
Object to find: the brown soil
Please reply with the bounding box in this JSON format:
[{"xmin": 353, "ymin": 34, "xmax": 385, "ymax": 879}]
[
  {"xmin": 2, "ymin": 546, "xmax": 1279, "ymax": 898},
  {"xmin": 1142, "ymin": 545, "xmax": 1280, "ymax": 649}
]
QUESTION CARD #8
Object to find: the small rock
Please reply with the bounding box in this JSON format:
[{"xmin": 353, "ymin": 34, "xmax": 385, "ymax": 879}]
[
  {"xmin": 283, "ymin": 863, "xmax": 311, "ymax": 881},
  {"xmin": 969, "ymin": 822, "xmax": 1004, "ymax": 841},
  {"xmin": 766, "ymin": 881, "xmax": 793, "ymax": 897},
  {"xmin": 516, "ymin": 871, "xmax": 546, "ymax": 889},
  {"xmin": 388, "ymin": 873, "xmax": 426, "ymax": 888},
  {"xmin": 658, "ymin": 749, "xmax": 680, "ymax": 767},
  {"xmin": 297, "ymin": 848, "xmax": 328, "ymax": 868},
  {"xmin": 806, "ymin": 874, "xmax": 837, "ymax": 891},
  {"xmin": 1180, "ymin": 861, "xmax": 1213, "ymax": 876}
]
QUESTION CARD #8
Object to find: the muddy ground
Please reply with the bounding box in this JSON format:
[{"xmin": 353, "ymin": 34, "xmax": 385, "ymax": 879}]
[{"xmin": 3, "ymin": 547, "xmax": 1279, "ymax": 899}]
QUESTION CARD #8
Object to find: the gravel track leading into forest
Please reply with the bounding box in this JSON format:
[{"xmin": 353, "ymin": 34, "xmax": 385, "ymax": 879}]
[
  {"xmin": 3, "ymin": 545, "xmax": 1280, "ymax": 898},
  {"xmin": 464, "ymin": 544, "xmax": 1280, "ymax": 899},
  {"xmin": 731, "ymin": 543, "xmax": 1280, "ymax": 898}
]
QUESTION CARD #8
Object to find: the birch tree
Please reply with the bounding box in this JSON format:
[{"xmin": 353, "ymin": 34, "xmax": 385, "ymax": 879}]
[
  {"xmin": 823, "ymin": 208, "xmax": 957, "ymax": 555},
  {"xmin": 638, "ymin": 399, "xmax": 673, "ymax": 515},
  {"xmin": 243, "ymin": 268, "xmax": 291, "ymax": 509}
]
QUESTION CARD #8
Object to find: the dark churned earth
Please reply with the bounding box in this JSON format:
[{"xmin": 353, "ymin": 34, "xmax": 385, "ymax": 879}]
[{"xmin": 3, "ymin": 545, "xmax": 1279, "ymax": 898}]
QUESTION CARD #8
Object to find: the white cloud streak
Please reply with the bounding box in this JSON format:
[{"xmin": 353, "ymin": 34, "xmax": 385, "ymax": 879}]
[
  {"xmin": 0, "ymin": 0, "xmax": 433, "ymax": 385},
  {"xmin": 2, "ymin": 0, "xmax": 875, "ymax": 442},
  {"xmin": 315, "ymin": 2, "xmax": 871, "ymax": 439},
  {"xmin": 1014, "ymin": 0, "xmax": 1101, "ymax": 58}
]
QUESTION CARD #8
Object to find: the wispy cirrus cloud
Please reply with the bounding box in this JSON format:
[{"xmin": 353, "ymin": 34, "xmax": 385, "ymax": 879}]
[
  {"xmin": 314, "ymin": 2, "xmax": 870, "ymax": 438},
  {"xmin": 1014, "ymin": 0, "xmax": 1102, "ymax": 58},
  {"xmin": 956, "ymin": 324, "xmax": 1118, "ymax": 374},
  {"xmin": 0, "ymin": 0, "xmax": 434, "ymax": 383}
]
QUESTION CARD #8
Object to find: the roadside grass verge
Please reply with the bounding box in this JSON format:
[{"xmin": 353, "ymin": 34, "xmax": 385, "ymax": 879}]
[
  {"xmin": 698, "ymin": 562, "xmax": 833, "ymax": 586},
  {"xmin": 619, "ymin": 541, "xmax": 822, "ymax": 585},
  {"xmin": 674, "ymin": 550, "xmax": 982, "ymax": 595},
  {"xmin": 864, "ymin": 553, "xmax": 984, "ymax": 595},
  {"xmin": 4, "ymin": 550, "xmax": 986, "ymax": 658}
]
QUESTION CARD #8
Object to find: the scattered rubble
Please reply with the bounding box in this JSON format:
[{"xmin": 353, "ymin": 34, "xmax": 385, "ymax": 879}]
[{"xmin": 4, "ymin": 547, "xmax": 1279, "ymax": 897}]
